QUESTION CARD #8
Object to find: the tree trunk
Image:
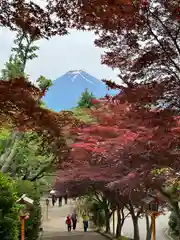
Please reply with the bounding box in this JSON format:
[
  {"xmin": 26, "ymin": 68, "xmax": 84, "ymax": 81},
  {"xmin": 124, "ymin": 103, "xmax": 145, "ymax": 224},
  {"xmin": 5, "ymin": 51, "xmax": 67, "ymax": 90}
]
[
  {"xmin": 0, "ymin": 131, "xmax": 18, "ymax": 165},
  {"xmin": 128, "ymin": 203, "xmax": 140, "ymax": 240},
  {"xmin": 1, "ymin": 141, "xmax": 18, "ymax": 173},
  {"xmin": 29, "ymin": 159, "xmax": 54, "ymax": 181},
  {"xmin": 1, "ymin": 131, "xmax": 21, "ymax": 174},
  {"xmin": 132, "ymin": 216, "xmax": 140, "ymax": 240},
  {"xmin": 105, "ymin": 210, "xmax": 110, "ymax": 233},
  {"xmin": 116, "ymin": 208, "xmax": 122, "ymax": 238},
  {"xmin": 145, "ymin": 214, "xmax": 152, "ymax": 240},
  {"xmin": 112, "ymin": 211, "xmax": 115, "ymax": 236}
]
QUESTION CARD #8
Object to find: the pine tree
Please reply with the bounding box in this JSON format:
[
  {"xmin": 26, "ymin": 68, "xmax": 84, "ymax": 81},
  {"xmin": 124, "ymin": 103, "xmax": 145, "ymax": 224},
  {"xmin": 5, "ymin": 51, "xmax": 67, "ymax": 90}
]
[
  {"xmin": 1, "ymin": 29, "xmax": 39, "ymax": 81},
  {"xmin": 11, "ymin": 29, "xmax": 39, "ymax": 72},
  {"xmin": 36, "ymin": 75, "xmax": 52, "ymax": 92},
  {"xmin": 1, "ymin": 55, "xmax": 26, "ymax": 80},
  {"xmin": 78, "ymin": 88, "xmax": 95, "ymax": 108}
]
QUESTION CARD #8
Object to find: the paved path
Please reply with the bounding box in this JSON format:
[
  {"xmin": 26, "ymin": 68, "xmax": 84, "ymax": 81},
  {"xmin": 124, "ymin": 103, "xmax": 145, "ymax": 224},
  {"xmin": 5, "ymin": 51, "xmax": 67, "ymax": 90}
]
[
  {"xmin": 41, "ymin": 198, "xmax": 106, "ymax": 240},
  {"xmin": 42, "ymin": 231, "xmax": 107, "ymax": 240},
  {"xmin": 41, "ymin": 198, "xmax": 169, "ymax": 239}
]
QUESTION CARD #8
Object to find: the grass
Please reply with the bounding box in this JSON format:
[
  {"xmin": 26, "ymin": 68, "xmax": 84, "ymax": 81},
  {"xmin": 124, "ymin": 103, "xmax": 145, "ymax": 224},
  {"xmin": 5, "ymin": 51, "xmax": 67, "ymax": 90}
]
[
  {"xmin": 71, "ymin": 107, "xmax": 97, "ymax": 124},
  {"xmin": 118, "ymin": 237, "xmax": 130, "ymax": 240}
]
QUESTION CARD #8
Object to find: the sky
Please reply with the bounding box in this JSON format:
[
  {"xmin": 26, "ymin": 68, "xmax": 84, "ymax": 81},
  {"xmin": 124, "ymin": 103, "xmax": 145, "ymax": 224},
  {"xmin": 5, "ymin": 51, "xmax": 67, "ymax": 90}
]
[{"xmin": 0, "ymin": 27, "xmax": 120, "ymax": 83}]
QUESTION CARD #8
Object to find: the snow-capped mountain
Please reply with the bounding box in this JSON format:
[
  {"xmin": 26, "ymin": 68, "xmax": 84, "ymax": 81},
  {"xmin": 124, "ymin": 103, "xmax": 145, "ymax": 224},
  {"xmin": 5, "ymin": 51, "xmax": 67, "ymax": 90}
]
[{"xmin": 43, "ymin": 70, "xmax": 118, "ymax": 111}]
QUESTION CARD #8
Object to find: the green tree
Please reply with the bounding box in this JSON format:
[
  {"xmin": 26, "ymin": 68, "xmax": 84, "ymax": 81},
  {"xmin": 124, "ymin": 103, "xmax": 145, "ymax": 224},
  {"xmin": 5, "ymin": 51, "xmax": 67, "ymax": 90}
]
[
  {"xmin": 0, "ymin": 173, "xmax": 19, "ymax": 240},
  {"xmin": 78, "ymin": 191, "xmax": 115, "ymax": 232},
  {"xmin": 0, "ymin": 29, "xmax": 52, "ymax": 240},
  {"xmin": 78, "ymin": 88, "xmax": 95, "ymax": 108},
  {"xmin": 11, "ymin": 29, "xmax": 39, "ymax": 72},
  {"xmin": 169, "ymin": 210, "xmax": 180, "ymax": 239},
  {"xmin": 1, "ymin": 29, "xmax": 39, "ymax": 81},
  {"xmin": 16, "ymin": 180, "xmax": 42, "ymax": 240},
  {"xmin": 1, "ymin": 55, "xmax": 26, "ymax": 81},
  {"xmin": 36, "ymin": 75, "xmax": 52, "ymax": 92},
  {"xmin": 0, "ymin": 29, "xmax": 47, "ymax": 174},
  {"xmin": 0, "ymin": 131, "xmax": 56, "ymax": 181}
]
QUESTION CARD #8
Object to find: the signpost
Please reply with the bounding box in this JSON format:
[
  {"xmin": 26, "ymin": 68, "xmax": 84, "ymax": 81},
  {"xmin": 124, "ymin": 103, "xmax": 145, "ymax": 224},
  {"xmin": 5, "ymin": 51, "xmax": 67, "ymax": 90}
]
[
  {"xmin": 142, "ymin": 194, "xmax": 161, "ymax": 240},
  {"xmin": 17, "ymin": 194, "xmax": 34, "ymax": 240},
  {"xmin": 148, "ymin": 200, "xmax": 160, "ymax": 240},
  {"xmin": 20, "ymin": 213, "xmax": 29, "ymax": 240},
  {"xmin": 45, "ymin": 198, "xmax": 49, "ymax": 220}
]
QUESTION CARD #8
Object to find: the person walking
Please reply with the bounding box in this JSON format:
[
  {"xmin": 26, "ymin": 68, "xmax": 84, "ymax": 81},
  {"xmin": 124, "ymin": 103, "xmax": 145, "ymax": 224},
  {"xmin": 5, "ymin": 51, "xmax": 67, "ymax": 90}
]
[
  {"xmin": 71, "ymin": 211, "xmax": 77, "ymax": 230},
  {"xmin": 66, "ymin": 214, "xmax": 72, "ymax": 232},
  {"xmin": 52, "ymin": 195, "xmax": 56, "ymax": 206},
  {"xmin": 58, "ymin": 196, "xmax": 62, "ymax": 207},
  {"xmin": 82, "ymin": 213, "xmax": 89, "ymax": 232}
]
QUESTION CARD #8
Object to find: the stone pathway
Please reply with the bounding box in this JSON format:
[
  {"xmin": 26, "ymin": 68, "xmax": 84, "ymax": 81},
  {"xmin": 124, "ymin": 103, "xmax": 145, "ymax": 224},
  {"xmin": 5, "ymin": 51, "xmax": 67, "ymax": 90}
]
[{"xmin": 41, "ymin": 198, "xmax": 106, "ymax": 240}]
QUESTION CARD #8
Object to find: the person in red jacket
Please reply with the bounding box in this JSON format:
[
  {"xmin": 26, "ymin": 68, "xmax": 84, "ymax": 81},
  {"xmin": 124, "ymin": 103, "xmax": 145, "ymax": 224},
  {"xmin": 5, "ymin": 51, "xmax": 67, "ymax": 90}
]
[{"xmin": 65, "ymin": 214, "xmax": 72, "ymax": 232}]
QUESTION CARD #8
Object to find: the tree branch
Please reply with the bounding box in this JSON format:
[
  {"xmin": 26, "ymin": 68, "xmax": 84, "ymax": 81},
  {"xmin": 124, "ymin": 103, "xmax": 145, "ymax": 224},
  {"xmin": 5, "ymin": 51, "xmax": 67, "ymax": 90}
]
[
  {"xmin": 28, "ymin": 157, "xmax": 56, "ymax": 181},
  {"xmin": 1, "ymin": 131, "xmax": 21, "ymax": 173},
  {"xmin": 150, "ymin": 11, "xmax": 180, "ymax": 55},
  {"xmin": 146, "ymin": 16, "xmax": 180, "ymax": 74}
]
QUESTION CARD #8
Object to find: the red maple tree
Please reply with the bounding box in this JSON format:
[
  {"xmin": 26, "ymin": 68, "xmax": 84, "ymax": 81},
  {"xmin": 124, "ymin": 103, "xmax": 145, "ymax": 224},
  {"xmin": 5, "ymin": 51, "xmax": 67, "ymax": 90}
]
[
  {"xmin": 92, "ymin": 0, "xmax": 180, "ymax": 108},
  {"xmin": 0, "ymin": 78, "xmax": 83, "ymax": 159},
  {"xmin": 68, "ymin": 96, "xmax": 180, "ymax": 188},
  {"xmin": 0, "ymin": 0, "xmax": 71, "ymax": 38}
]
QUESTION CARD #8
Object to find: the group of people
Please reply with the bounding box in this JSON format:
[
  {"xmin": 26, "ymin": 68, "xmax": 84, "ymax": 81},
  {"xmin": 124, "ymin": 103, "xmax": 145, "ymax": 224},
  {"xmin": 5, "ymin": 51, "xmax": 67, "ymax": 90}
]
[
  {"xmin": 51, "ymin": 194, "xmax": 67, "ymax": 207},
  {"xmin": 65, "ymin": 211, "xmax": 89, "ymax": 232}
]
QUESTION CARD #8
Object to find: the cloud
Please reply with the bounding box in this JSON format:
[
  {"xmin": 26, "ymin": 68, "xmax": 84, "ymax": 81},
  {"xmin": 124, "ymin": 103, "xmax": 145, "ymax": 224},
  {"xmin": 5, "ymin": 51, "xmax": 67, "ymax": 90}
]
[{"xmin": 0, "ymin": 28, "xmax": 121, "ymax": 83}]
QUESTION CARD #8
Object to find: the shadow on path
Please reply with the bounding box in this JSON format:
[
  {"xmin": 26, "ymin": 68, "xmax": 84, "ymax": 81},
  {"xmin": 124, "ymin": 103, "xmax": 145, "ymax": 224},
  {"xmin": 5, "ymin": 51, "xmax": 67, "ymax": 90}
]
[{"xmin": 43, "ymin": 231, "xmax": 107, "ymax": 240}]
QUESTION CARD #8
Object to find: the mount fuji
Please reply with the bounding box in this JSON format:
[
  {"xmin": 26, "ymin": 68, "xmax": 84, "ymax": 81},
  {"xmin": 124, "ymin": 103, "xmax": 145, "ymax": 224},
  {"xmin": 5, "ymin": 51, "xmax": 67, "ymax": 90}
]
[{"xmin": 43, "ymin": 70, "xmax": 118, "ymax": 112}]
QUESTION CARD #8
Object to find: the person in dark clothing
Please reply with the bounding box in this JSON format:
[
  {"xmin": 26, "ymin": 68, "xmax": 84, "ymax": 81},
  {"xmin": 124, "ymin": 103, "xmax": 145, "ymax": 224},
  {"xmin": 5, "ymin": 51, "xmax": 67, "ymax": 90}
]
[
  {"xmin": 71, "ymin": 211, "xmax": 77, "ymax": 230},
  {"xmin": 64, "ymin": 195, "xmax": 68, "ymax": 204},
  {"xmin": 66, "ymin": 215, "xmax": 72, "ymax": 232},
  {"xmin": 52, "ymin": 195, "xmax": 56, "ymax": 206},
  {"xmin": 58, "ymin": 196, "xmax": 62, "ymax": 207}
]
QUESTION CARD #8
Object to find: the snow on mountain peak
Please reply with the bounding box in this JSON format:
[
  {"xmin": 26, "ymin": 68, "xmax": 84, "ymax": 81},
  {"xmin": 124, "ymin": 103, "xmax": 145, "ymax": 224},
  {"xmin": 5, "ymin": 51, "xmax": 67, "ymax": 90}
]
[
  {"xmin": 67, "ymin": 70, "xmax": 83, "ymax": 75},
  {"xmin": 67, "ymin": 70, "xmax": 96, "ymax": 85},
  {"xmin": 43, "ymin": 70, "xmax": 119, "ymax": 111}
]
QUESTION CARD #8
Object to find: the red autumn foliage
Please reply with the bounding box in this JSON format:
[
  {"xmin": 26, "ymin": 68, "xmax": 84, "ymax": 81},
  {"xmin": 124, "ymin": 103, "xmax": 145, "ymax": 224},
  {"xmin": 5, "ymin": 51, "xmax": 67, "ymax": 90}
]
[
  {"xmin": 92, "ymin": 0, "xmax": 180, "ymax": 108},
  {"xmin": 53, "ymin": 155, "xmax": 167, "ymax": 206},
  {"xmin": 54, "ymin": 160, "xmax": 123, "ymax": 197},
  {"xmin": 52, "ymin": 0, "xmax": 145, "ymax": 32},
  {"xmin": 69, "ymin": 94, "xmax": 180, "ymax": 188},
  {"xmin": 1, "ymin": 0, "xmax": 179, "ymax": 201},
  {"xmin": 47, "ymin": 0, "xmax": 180, "ymax": 35},
  {"xmin": 0, "ymin": 0, "xmax": 71, "ymax": 38},
  {"xmin": 53, "ymin": 94, "xmax": 175, "ymax": 201},
  {"xmin": 0, "ymin": 78, "xmax": 82, "ymax": 155}
]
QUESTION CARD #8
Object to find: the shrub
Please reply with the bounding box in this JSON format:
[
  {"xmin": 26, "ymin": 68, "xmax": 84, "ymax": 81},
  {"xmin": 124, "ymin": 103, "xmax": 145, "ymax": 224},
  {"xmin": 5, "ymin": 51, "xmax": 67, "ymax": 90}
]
[
  {"xmin": 168, "ymin": 210, "xmax": 180, "ymax": 237},
  {"xmin": 0, "ymin": 173, "xmax": 19, "ymax": 240},
  {"xmin": 16, "ymin": 180, "xmax": 42, "ymax": 240},
  {"xmin": 89, "ymin": 201, "xmax": 106, "ymax": 228}
]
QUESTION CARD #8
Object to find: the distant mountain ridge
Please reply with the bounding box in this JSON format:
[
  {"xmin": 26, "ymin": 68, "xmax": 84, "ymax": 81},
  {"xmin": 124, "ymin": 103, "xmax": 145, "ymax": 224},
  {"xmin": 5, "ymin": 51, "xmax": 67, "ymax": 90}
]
[{"xmin": 43, "ymin": 70, "xmax": 118, "ymax": 111}]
